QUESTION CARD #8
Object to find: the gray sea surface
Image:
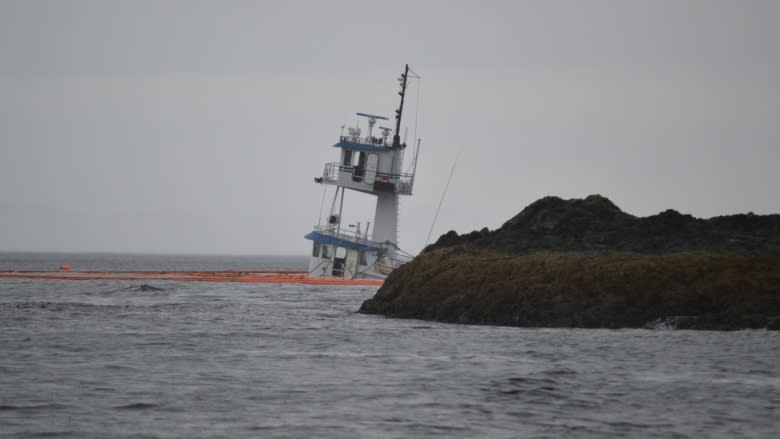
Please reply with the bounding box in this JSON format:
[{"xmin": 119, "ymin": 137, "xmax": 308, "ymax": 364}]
[{"xmin": 1, "ymin": 252, "xmax": 778, "ymax": 438}]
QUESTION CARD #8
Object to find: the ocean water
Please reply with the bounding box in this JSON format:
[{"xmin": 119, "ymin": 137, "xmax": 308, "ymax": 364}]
[{"xmin": 1, "ymin": 253, "xmax": 778, "ymax": 438}]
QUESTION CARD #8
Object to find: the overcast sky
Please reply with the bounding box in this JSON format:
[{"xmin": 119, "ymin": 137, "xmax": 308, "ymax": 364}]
[{"xmin": 1, "ymin": 0, "xmax": 778, "ymax": 255}]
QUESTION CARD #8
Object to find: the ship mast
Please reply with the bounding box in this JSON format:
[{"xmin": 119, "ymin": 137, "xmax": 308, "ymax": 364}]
[{"xmin": 392, "ymin": 64, "xmax": 409, "ymax": 149}]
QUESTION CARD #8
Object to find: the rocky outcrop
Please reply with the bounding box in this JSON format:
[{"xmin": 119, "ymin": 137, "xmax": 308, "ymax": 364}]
[
  {"xmin": 426, "ymin": 195, "xmax": 780, "ymax": 254},
  {"xmin": 359, "ymin": 195, "xmax": 780, "ymax": 330}
]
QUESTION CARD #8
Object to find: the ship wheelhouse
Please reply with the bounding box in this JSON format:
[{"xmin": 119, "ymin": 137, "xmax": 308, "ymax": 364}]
[{"xmin": 305, "ymin": 65, "xmax": 420, "ymax": 279}]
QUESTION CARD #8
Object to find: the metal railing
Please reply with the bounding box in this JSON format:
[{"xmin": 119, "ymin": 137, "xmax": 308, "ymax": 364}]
[
  {"xmin": 340, "ymin": 135, "xmax": 391, "ymax": 147},
  {"xmin": 395, "ymin": 173, "xmax": 414, "ymax": 195},
  {"xmin": 373, "ymin": 252, "xmax": 413, "ymax": 274},
  {"xmin": 321, "ymin": 162, "xmax": 414, "ymax": 195},
  {"xmin": 322, "ymin": 162, "xmax": 343, "ymax": 183},
  {"xmin": 312, "ymin": 225, "xmax": 377, "ymax": 248}
]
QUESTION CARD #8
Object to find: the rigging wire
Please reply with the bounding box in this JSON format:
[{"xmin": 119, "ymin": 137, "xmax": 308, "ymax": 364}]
[
  {"xmin": 405, "ymin": 74, "xmax": 422, "ymax": 175},
  {"xmin": 412, "ymin": 77, "xmax": 421, "ymax": 167},
  {"xmin": 425, "ymin": 146, "xmax": 463, "ymax": 247},
  {"xmin": 317, "ymin": 184, "xmax": 328, "ymax": 227}
]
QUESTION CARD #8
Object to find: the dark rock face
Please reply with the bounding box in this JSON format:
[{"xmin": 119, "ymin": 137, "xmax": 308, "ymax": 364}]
[
  {"xmin": 426, "ymin": 195, "xmax": 780, "ymax": 255},
  {"xmin": 360, "ymin": 195, "xmax": 780, "ymax": 330}
]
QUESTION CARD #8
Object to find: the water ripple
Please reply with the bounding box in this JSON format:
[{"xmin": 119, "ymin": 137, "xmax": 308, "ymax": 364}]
[{"xmin": 1, "ymin": 254, "xmax": 779, "ymax": 438}]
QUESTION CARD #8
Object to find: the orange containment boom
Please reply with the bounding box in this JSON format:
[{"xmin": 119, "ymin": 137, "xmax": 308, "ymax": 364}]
[{"xmin": 0, "ymin": 270, "xmax": 384, "ymax": 286}]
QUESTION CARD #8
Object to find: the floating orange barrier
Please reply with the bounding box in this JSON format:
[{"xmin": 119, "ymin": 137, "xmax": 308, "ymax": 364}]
[{"xmin": 0, "ymin": 270, "xmax": 384, "ymax": 286}]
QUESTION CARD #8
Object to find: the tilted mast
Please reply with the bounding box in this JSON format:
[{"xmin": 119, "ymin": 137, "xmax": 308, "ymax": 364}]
[{"xmin": 392, "ymin": 64, "xmax": 409, "ymax": 149}]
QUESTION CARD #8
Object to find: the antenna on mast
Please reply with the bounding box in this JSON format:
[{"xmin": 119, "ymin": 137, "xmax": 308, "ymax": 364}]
[
  {"xmin": 379, "ymin": 126, "xmax": 392, "ymax": 144},
  {"xmin": 356, "ymin": 112, "xmax": 388, "ymax": 141}
]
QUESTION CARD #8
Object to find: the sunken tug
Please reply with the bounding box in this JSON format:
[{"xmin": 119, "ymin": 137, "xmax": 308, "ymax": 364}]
[{"xmin": 305, "ymin": 65, "xmax": 420, "ymax": 279}]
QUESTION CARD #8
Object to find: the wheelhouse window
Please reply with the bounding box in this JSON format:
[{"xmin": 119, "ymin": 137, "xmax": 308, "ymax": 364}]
[
  {"xmin": 312, "ymin": 242, "xmax": 321, "ymax": 258},
  {"xmin": 353, "ymin": 151, "xmax": 367, "ymax": 180}
]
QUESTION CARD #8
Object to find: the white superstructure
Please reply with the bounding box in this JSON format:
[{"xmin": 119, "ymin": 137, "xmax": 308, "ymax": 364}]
[{"xmin": 305, "ymin": 65, "xmax": 419, "ymax": 279}]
